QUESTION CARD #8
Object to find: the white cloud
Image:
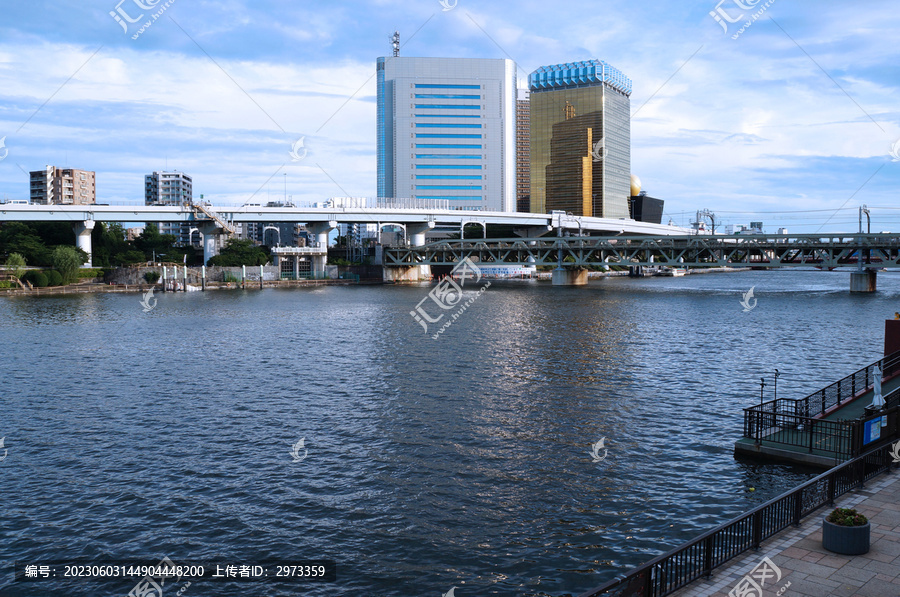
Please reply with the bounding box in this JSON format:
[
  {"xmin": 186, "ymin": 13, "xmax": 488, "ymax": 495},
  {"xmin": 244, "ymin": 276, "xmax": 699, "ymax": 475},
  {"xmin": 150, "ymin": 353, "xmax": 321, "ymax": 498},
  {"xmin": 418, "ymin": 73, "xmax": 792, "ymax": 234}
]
[{"xmin": 0, "ymin": 0, "xmax": 898, "ymax": 229}]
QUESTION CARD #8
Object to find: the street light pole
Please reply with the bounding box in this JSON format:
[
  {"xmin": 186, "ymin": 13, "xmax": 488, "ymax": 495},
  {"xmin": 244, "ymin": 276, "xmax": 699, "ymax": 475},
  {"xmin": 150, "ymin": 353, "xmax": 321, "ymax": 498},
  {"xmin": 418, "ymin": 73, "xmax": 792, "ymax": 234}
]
[
  {"xmin": 757, "ymin": 377, "xmax": 768, "ymax": 445},
  {"xmin": 774, "ymin": 369, "xmax": 780, "ymax": 400}
]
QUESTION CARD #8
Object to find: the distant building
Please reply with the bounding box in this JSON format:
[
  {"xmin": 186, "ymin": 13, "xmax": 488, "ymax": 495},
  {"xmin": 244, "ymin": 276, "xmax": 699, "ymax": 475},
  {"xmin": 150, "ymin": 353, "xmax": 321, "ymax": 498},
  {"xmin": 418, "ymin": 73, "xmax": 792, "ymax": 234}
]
[
  {"xmin": 376, "ymin": 55, "xmax": 518, "ymax": 212},
  {"xmin": 125, "ymin": 227, "xmax": 145, "ymax": 242},
  {"xmin": 529, "ymin": 59, "xmax": 631, "ymax": 217},
  {"xmin": 630, "ymin": 195, "xmax": 664, "ymax": 224},
  {"xmin": 241, "ymin": 202, "xmax": 307, "ymax": 247},
  {"xmin": 145, "ymin": 171, "xmax": 193, "ymax": 244},
  {"xmin": 30, "ymin": 166, "xmax": 95, "ymax": 205},
  {"xmin": 516, "ymin": 88, "xmax": 530, "ymax": 212}
]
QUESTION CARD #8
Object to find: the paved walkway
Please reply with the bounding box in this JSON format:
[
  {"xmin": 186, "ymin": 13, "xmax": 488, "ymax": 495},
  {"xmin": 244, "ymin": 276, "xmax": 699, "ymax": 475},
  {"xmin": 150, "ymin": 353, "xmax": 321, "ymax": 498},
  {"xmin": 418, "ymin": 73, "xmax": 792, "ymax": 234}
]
[{"xmin": 671, "ymin": 470, "xmax": 900, "ymax": 597}]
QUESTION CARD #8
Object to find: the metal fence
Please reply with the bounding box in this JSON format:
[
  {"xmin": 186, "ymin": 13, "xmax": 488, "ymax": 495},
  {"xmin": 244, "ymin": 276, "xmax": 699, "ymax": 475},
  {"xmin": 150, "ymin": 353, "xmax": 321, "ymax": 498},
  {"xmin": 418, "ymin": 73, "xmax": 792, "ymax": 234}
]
[
  {"xmin": 577, "ymin": 441, "xmax": 899, "ymax": 597},
  {"xmin": 741, "ymin": 350, "xmax": 900, "ymax": 459},
  {"xmin": 375, "ymin": 197, "xmax": 451, "ymax": 211},
  {"xmin": 792, "ymin": 350, "xmax": 900, "ymax": 418}
]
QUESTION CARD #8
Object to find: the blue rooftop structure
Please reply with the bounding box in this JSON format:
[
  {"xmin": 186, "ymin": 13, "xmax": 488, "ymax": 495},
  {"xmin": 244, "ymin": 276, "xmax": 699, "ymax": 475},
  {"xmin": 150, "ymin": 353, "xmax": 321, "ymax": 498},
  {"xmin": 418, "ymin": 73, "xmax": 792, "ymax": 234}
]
[{"xmin": 529, "ymin": 59, "xmax": 632, "ymax": 97}]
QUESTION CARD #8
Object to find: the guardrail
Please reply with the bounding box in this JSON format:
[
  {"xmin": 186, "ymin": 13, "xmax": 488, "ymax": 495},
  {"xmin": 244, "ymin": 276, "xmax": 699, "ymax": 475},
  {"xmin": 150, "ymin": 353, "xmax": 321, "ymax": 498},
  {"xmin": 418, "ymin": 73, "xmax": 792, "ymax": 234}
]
[
  {"xmin": 577, "ymin": 440, "xmax": 899, "ymax": 597},
  {"xmin": 742, "ymin": 350, "xmax": 900, "ymax": 459}
]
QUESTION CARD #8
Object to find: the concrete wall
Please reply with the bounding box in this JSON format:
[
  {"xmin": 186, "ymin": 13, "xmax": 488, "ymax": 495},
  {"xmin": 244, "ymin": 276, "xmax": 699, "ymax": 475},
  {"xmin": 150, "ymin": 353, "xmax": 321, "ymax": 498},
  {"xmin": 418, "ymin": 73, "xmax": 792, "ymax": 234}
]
[{"xmin": 105, "ymin": 266, "xmax": 279, "ymax": 285}]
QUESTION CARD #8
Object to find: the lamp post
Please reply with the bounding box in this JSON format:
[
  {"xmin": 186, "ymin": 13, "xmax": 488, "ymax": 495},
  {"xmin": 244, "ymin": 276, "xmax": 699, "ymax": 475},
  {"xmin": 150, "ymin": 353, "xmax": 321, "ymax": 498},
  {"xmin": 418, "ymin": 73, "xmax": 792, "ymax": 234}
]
[
  {"xmin": 757, "ymin": 377, "xmax": 767, "ymax": 445},
  {"xmin": 774, "ymin": 369, "xmax": 780, "ymax": 400}
]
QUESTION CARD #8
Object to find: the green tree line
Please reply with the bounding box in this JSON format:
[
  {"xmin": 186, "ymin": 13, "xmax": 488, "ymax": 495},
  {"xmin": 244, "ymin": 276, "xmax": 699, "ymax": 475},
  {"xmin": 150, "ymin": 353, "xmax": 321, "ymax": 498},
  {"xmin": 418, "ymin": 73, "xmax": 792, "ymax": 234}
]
[{"xmin": 0, "ymin": 222, "xmax": 271, "ymax": 269}]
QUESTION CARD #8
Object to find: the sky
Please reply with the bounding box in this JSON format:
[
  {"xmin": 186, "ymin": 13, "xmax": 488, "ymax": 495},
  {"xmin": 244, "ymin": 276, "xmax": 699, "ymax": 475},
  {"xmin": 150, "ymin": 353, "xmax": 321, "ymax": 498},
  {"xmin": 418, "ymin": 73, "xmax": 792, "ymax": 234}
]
[{"xmin": 0, "ymin": 0, "xmax": 898, "ymax": 232}]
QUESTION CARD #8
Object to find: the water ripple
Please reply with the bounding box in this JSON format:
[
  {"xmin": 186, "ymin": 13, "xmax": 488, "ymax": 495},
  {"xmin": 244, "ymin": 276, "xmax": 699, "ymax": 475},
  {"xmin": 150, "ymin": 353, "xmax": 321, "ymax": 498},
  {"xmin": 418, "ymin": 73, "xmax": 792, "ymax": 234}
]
[{"xmin": 1, "ymin": 271, "xmax": 892, "ymax": 595}]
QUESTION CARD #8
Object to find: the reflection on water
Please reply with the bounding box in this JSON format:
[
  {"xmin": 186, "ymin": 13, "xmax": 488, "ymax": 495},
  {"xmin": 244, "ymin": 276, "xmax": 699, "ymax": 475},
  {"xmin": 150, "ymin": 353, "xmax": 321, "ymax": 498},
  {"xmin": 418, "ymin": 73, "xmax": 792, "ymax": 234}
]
[{"xmin": 0, "ymin": 270, "xmax": 894, "ymax": 596}]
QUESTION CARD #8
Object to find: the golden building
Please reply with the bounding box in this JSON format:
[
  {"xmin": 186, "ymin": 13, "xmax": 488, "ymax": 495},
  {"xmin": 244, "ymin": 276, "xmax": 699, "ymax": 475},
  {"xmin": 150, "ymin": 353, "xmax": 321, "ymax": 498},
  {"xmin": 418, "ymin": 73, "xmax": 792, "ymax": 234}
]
[{"xmin": 529, "ymin": 60, "xmax": 631, "ymax": 218}]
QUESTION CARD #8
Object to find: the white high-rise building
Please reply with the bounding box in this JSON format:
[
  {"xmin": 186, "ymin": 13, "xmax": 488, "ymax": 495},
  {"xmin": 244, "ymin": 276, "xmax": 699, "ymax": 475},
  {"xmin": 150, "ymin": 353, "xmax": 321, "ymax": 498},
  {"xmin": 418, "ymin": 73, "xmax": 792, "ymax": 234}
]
[
  {"xmin": 377, "ymin": 56, "xmax": 518, "ymax": 212},
  {"xmin": 145, "ymin": 171, "xmax": 193, "ymax": 244}
]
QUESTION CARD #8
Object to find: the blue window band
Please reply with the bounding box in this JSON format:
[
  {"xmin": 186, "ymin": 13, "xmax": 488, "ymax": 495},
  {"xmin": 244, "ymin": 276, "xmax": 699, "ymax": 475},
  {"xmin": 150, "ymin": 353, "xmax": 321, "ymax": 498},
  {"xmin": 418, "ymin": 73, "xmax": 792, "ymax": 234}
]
[
  {"xmin": 415, "ymin": 185, "xmax": 483, "ymax": 190},
  {"xmin": 415, "ymin": 196, "xmax": 484, "ymax": 200},
  {"xmin": 415, "ymin": 134, "xmax": 482, "ymax": 139},
  {"xmin": 415, "ymin": 164, "xmax": 483, "ymax": 169},
  {"xmin": 415, "ymin": 123, "xmax": 482, "ymax": 128},
  {"xmin": 415, "ymin": 104, "xmax": 480, "ymax": 109},
  {"xmin": 415, "ymin": 144, "xmax": 482, "ymax": 148},
  {"xmin": 414, "ymin": 114, "xmax": 481, "ymax": 118},
  {"xmin": 414, "ymin": 94, "xmax": 481, "ymax": 99},
  {"xmin": 415, "ymin": 175, "xmax": 483, "ymax": 180},
  {"xmin": 415, "ymin": 84, "xmax": 481, "ymax": 89}
]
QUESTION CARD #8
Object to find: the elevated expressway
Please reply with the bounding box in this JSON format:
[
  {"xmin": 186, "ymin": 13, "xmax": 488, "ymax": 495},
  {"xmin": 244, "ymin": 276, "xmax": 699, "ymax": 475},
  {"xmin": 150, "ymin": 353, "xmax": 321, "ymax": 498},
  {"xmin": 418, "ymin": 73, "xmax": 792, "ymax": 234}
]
[{"xmin": 0, "ymin": 203, "xmax": 689, "ymax": 270}]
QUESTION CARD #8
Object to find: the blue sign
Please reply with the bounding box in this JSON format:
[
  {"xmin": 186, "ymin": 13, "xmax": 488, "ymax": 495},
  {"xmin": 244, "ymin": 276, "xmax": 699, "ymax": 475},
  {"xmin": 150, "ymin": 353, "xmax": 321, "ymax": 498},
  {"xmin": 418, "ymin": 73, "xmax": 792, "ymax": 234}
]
[{"xmin": 863, "ymin": 416, "xmax": 888, "ymax": 445}]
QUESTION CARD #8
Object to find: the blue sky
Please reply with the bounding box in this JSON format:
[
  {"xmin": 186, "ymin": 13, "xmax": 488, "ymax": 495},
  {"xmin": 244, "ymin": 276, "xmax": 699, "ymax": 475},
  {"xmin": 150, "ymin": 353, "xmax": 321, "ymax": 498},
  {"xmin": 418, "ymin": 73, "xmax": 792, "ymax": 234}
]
[{"xmin": 1, "ymin": 0, "xmax": 898, "ymax": 232}]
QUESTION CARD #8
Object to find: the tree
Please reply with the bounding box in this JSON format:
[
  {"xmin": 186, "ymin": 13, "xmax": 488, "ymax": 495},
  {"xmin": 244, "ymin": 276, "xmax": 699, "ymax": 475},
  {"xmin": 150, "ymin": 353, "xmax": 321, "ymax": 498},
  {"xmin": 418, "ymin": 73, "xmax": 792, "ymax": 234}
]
[
  {"xmin": 5, "ymin": 252, "xmax": 26, "ymax": 280},
  {"xmin": 51, "ymin": 246, "xmax": 83, "ymax": 284},
  {"xmin": 114, "ymin": 250, "xmax": 147, "ymax": 266},
  {"xmin": 0, "ymin": 222, "xmax": 52, "ymax": 266},
  {"xmin": 91, "ymin": 222, "xmax": 132, "ymax": 267},
  {"xmin": 134, "ymin": 224, "xmax": 177, "ymax": 260},
  {"xmin": 46, "ymin": 270, "xmax": 63, "ymax": 286},
  {"xmin": 207, "ymin": 239, "xmax": 270, "ymax": 267},
  {"xmin": 23, "ymin": 270, "xmax": 48, "ymax": 287}
]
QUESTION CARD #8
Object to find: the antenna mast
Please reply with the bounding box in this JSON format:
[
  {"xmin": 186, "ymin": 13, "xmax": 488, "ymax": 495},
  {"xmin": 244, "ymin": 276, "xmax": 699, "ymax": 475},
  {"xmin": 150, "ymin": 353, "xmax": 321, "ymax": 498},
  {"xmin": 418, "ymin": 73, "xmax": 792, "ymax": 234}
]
[{"xmin": 391, "ymin": 31, "xmax": 400, "ymax": 57}]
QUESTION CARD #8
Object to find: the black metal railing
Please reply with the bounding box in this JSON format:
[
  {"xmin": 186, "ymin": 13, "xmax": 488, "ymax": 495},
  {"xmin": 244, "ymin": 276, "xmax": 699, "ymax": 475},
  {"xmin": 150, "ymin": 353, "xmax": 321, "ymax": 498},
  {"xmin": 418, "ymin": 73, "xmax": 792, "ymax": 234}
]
[
  {"xmin": 577, "ymin": 441, "xmax": 899, "ymax": 597},
  {"xmin": 749, "ymin": 349, "xmax": 900, "ymax": 420},
  {"xmin": 741, "ymin": 350, "xmax": 900, "ymax": 458},
  {"xmin": 743, "ymin": 411, "xmax": 856, "ymax": 458}
]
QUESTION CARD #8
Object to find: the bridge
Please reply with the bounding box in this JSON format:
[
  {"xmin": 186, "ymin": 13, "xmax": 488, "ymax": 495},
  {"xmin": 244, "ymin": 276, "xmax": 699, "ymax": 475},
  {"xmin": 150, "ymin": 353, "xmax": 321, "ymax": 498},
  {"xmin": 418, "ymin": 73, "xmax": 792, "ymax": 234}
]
[
  {"xmin": 2, "ymin": 203, "xmax": 894, "ymax": 290},
  {"xmin": 383, "ymin": 233, "xmax": 900, "ymax": 288},
  {"xmin": 0, "ymin": 202, "xmax": 688, "ymax": 273}
]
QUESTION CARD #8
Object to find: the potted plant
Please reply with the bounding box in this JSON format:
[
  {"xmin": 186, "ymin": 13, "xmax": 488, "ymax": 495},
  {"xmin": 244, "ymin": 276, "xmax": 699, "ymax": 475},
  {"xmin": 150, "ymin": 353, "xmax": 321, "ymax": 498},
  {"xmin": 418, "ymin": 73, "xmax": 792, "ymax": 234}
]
[{"xmin": 823, "ymin": 507, "xmax": 870, "ymax": 555}]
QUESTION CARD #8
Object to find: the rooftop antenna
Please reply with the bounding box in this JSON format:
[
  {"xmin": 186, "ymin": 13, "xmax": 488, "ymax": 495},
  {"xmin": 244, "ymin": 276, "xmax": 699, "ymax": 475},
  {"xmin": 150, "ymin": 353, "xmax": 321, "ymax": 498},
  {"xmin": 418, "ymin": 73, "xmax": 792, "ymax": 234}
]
[{"xmin": 391, "ymin": 31, "xmax": 400, "ymax": 57}]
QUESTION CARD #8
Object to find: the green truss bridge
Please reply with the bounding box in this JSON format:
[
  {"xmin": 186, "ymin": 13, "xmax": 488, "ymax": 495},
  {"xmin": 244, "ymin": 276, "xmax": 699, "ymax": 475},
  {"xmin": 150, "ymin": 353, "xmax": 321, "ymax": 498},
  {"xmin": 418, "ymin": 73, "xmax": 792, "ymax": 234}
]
[{"xmin": 383, "ymin": 233, "xmax": 900, "ymax": 289}]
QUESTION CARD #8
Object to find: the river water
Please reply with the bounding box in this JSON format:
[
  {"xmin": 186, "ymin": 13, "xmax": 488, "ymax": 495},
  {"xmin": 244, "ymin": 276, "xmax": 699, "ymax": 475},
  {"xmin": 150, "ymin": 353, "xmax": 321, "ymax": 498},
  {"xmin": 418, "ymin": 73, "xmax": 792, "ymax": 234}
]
[{"xmin": 1, "ymin": 269, "xmax": 897, "ymax": 596}]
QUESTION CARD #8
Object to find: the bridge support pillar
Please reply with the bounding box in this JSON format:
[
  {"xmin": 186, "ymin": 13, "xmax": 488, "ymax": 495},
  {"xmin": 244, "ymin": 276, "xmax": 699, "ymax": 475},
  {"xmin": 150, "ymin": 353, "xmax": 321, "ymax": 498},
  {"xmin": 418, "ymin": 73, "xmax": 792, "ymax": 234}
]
[
  {"xmin": 198, "ymin": 224, "xmax": 220, "ymax": 266},
  {"xmin": 307, "ymin": 220, "xmax": 337, "ymax": 278},
  {"xmin": 551, "ymin": 267, "xmax": 588, "ymax": 286},
  {"xmin": 73, "ymin": 221, "xmax": 95, "ymax": 267},
  {"xmin": 850, "ymin": 270, "xmax": 877, "ymax": 293},
  {"xmin": 383, "ymin": 266, "xmax": 430, "ymax": 283},
  {"xmin": 405, "ymin": 222, "xmax": 434, "ymax": 281}
]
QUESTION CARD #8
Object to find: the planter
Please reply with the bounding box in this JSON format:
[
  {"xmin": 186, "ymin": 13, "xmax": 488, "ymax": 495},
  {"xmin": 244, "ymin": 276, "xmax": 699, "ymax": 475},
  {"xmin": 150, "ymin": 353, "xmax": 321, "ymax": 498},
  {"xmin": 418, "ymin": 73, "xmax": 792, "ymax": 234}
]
[{"xmin": 822, "ymin": 517, "xmax": 870, "ymax": 555}]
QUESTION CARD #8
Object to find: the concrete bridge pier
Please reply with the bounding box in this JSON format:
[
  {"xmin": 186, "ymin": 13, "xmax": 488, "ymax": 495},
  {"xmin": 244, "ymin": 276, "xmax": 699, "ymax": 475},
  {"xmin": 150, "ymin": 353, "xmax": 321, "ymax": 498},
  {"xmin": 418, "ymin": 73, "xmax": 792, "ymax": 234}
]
[
  {"xmin": 404, "ymin": 221, "xmax": 434, "ymax": 282},
  {"xmin": 383, "ymin": 266, "xmax": 431, "ymax": 283},
  {"xmin": 551, "ymin": 267, "xmax": 588, "ymax": 286},
  {"xmin": 307, "ymin": 220, "xmax": 337, "ymax": 277},
  {"xmin": 850, "ymin": 269, "xmax": 877, "ymax": 293},
  {"xmin": 198, "ymin": 224, "xmax": 220, "ymax": 266},
  {"xmin": 73, "ymin": 220, "xmax": 95, "ymax": 267},
  {"xmin": 408, "ymin": 221, "xmax": 434, "ymax": 248}
]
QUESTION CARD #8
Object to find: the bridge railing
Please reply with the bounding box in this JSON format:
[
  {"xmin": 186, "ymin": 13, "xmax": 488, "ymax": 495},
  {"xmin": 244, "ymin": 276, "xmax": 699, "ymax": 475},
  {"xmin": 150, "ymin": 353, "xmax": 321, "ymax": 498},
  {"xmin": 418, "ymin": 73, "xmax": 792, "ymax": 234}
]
[
  {"xmin": 744, "ymin": 349, "xmax": 900, "ymax": 424},
  {"xmin": 742, "ymin": 410, "xmax": 857, "ymax": 459},
  {"xmin": 741, "ymin": 350, "xmax": 900, "ymax": 459},
  {"xmin": 744, "ymin": 389, "xmax": 900, "ymax": 458},
  {"xmin": 576, "ymin": 441, "xmax": 899, "ymax": 597}
]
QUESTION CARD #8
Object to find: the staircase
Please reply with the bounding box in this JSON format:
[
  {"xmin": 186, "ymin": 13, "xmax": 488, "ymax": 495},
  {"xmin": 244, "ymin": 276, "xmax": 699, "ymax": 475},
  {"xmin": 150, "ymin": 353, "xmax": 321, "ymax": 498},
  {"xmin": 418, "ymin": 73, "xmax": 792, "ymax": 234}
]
[{"xmin": 192, "ymin": 202, "xmax": 236, "ymax": 235}]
